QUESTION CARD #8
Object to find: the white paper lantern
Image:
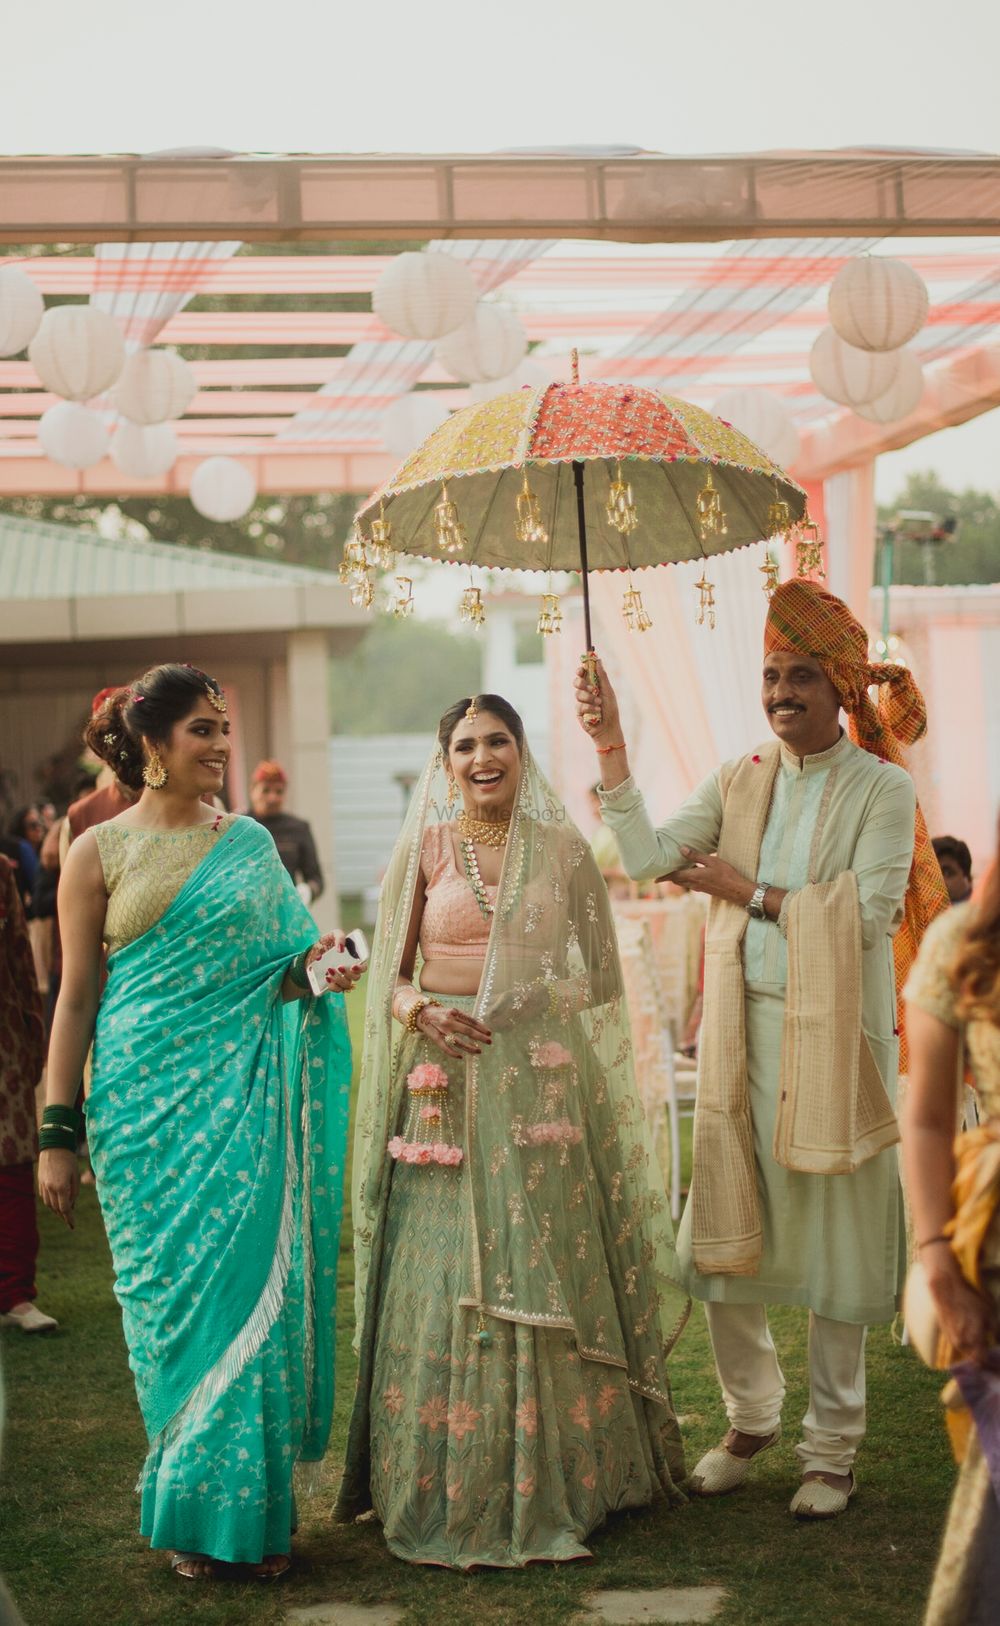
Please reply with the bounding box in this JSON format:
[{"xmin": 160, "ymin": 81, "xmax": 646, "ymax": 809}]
[
  {"xmin": 711, "ymin": 388, "xmax": 800, "ymax": 469},
  {"xmin": 189, "ymin": 456, "xmax": 256, "ymax": 522},
  {"xmin": 28, "ymin": 305, "xmax": 126, "ymax": 401},
  {"xmin": 372, "ymin": 251, "xmax": 478, "ymax": 342},
  {"xmin": 381, "ymin": 393, "xmax": 451, "ymax": 459},
  {"xmin": 852, "ymin": 350, "xmax": 925, "ymax": 424},
  {"xmin": 111, "ymin": 421, "xmax": 178, "ymax": 479},
  {"xmin": 468, "ymin": 357, "xmax": 550, "ymax": 405},
  {"xmin": 115, "ymin": 348, "xmax": 197, "ymax": 425},
  {"xmin": 436, "ymin": 305, "xmax": 528, "ymax": 384},
  {"xmin": 0, "ymin": 266, "xmax": 44, "ymax": 358},
  {"xmin": 809, "ymin": 328, "xmax": 902, "ymax": 410},
  {"xmin": 37, "ymin": 402, "xmax": 110, "ymax": 470},
  {"xmin": 828, "ymin": 256, "xmax": 929, "ymax": 353}
]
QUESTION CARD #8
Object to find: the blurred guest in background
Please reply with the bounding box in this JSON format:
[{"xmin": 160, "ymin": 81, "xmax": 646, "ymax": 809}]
[
  {"xmin": 933, "ymin": 835, "xmax": 974, "ymax": 906},
  {"xmin": 248, "ymin": 760, "xmax": 324, "ymax": 905}
]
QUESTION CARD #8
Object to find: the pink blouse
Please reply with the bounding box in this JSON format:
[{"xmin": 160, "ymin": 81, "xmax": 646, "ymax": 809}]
[{"xmin": 419, "ymin": 823, "xmax": 494, "ymax": 959}]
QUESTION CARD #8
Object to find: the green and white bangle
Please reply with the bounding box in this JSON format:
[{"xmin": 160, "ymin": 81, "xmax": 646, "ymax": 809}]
[{"xmin": 288, "ymin": 950, "xmax": 311, "ymax": 990}]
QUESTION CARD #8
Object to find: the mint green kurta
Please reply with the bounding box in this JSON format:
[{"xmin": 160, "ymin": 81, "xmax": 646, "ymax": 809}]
[{"xmin": 600, "ymin": 733, "xmax": 914, "ymax": 1325}]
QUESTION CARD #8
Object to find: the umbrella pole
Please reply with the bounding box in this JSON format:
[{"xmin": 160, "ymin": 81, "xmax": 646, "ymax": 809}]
[{"xmin": 572, "ymin": 460, "xmax": 595, "ymax": 656}]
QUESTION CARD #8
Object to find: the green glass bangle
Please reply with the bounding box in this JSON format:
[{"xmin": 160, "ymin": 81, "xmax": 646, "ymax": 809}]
[
  {"xmin": 38, "ymin": 1126, "xmax": 78, "ymax": 1153},
  {"xmin": 42, "ymin": 1104, "xmax": 83, "ymax": 1135},
  {"xmin": 288, "ymin": 950, "xmax": 311, "ymax": 991}
]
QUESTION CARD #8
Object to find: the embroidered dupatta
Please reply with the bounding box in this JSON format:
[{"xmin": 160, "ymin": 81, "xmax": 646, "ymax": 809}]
[{"xmin": 87, "ymin": 817, "xmax": 351, "ymax": 1470}]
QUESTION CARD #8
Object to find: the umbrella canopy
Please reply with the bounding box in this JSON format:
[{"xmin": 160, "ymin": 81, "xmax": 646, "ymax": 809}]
[{"xmin": 351, "ymin": 371, "xmax": 813, "ymax": 646}]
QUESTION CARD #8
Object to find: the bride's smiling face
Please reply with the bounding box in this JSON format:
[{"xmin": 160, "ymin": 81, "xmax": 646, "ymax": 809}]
[{"xmin": 446, "ymin": 711, "xmax": 520, "ymax": 817}]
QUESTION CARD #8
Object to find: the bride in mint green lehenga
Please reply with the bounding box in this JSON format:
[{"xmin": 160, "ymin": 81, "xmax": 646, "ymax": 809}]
[
  {"xmin": 39, "ymin": 666, "xmax": 353, "ymax": 1580},
  {"xmin": 337, "ymin": 695, "xmax": 688, "ymax": 1569}
]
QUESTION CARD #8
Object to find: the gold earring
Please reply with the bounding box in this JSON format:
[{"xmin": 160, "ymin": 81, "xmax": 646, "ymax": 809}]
[
  {"xmin": 143, "ymin": 750, "xmax": 168, "ymax": 790},
  {"xmin": 446, "ymin": 776, "xmax": 458, "ymax": 810}
]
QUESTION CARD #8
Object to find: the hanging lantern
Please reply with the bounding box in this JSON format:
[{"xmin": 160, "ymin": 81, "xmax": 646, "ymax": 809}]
[
  {"xmin": 367, "ymin": 499, "xmax": 395, "ymax": 568},
  {"xmin": 793, "ymin": 513, "xmax": 826, "ymax": 580},
  {"xmin": 339, "ymin": 529, "xmax": 368, "ymax": 586},
  {"xmin": 852, "ymin": 350, "xmax": 925, "ymax": 424},
  {"xmin": 695, "ymin": 469, "xmax": 728, "ymax": 541},
  {"xmin": 189, "ymin": 456, "xmax": 256, "ymax": 522},
  {"xmin": 29, "ymin": 305, "xmax": 126, "ymax": 401},
  {"xmin": 606, "ymin": 463, "xmax": 638, "ymax": 535},
  {"xmin": 390, "ymin": 576, "xmax": 414, "ymax": 618},
  {"xmin": 760, "ymin": 549, "xmax": 781, "ymax": 598},
  {"xmin": 536, "ymin": 592, "xmax": 563, "ymax": 636},
  {"xmin": 37, "ymin": 402, "xmax": 110, "ymax": 470},
  {"xmin": 436, "ymin": 304, "xmax": 528, "ymax": 384},
  {"xmin": 372, "ymin": 251, "xmax": 478, "ymax": 341},
  {"xmin": 711, "ymin": 388, "xmax": 800, "ymax": 470},
  {"xmin": 459, "ymin": 585, "xmax": 486, "ymax": 628},
  {"xmin": 695, "ymin": 572, "xmax": 717, "ymax": 630},
  {"xmin": 621, "ymin": 582, "xmax": 652, "ymax": 632},
  {"xmin": 381, "ymin": 393, "xmax": 451, "ymax": 459},
  {"xmin": 828, "ymin": 256, "xmax": 929, "ymax": 353},
  {"xmin": 115, "ymin": 347, "xmax": 197, "ymax": 425},
  {"xmin": 433, "ymin": 483, "xmax": 467, "ymax": 555},
  {"xmin": 0, "ymin": 265, "xmax": 44, "ymax": 358},
  {"xmin": 350, "ymin": 571, "xmax": 375, "ymax": 610},
  {"xmin": 468, "ymin": 358, "xmax": 549, "ymax": 405},
  {"xmin": 809, "ymin": 328, "xmax": 901, "ymax": 411},
  {"xmin": 111, "ymin": 421, "xmax": 178, "ymax": 479},
  {"xmin": 766, "ymin": 494, "xmax": 792, "ymax": 537},
  {"xmin": 515, "ymin": 472, "xmax": 547, "ymax": 545}
]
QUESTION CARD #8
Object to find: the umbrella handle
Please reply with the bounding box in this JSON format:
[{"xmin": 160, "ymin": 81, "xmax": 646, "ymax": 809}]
[{"xmin": 581, "ymin": 648, "xmax": 602, "ymax": 728}]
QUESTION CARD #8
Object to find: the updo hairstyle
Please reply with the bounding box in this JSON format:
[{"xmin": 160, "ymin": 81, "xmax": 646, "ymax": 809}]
[
  {"xmin": 437, "ymin": 694, "xmax": 525, "ymax": 755},
  {"xmin": 84, "ymin": 664, "xmax": 226, "ymax": 792}
]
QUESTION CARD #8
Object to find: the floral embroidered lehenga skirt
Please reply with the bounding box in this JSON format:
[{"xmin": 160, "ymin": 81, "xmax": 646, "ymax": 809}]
[{"xmin": 338, "ymin": 997, "xmax": 686, "ymax": 1569}]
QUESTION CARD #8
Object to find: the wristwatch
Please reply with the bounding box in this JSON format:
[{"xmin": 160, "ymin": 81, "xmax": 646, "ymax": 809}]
[{"xmin": 746, "ymin": 882, "xmax": 770, "ymax": 920}]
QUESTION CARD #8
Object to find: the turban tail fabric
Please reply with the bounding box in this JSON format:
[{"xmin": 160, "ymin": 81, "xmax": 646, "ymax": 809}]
[{"xmin": 765, "ymin": 578, "xmax": 949, "ymax": 1067}]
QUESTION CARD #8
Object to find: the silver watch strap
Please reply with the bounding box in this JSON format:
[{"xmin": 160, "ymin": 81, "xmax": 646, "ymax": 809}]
[{"xmin": 747, "ymin": 882, "xmax": 769, "ymax": 919}]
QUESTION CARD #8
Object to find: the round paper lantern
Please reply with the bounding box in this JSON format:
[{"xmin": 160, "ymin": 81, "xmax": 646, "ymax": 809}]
[
  {"xmin": 0, "ymin": 266, "xmax": 44, "ymax": 358},
  {"xmin": 37, "ymin": 402, "xmax": 110, "ymax": 470},
  {"xmin": 372, "ymin": 251, "xmax": 478, "ymax": 342},
  {"xmin": 111, "ymin": 421, "xmax": 178, "ymax": 479},
  {"xmin": 381, "ymin": 393, "xmax": 451, "ymax": 459},
  {"xmin": 828, "ymin": 256, "xmax": 929, "ymax": 353},
  {"xmin": 29, "ymin": 305, "xmax": 126, "ymax": 401},
  {"xmin": 115, "ymin": 348, "xmax": 197, "ymax": 425},
  {"xmin": 711, "ymin": 388, "xmax": 800, "ymax": 469},
  {"xmin": 436, "ymin": 304, "xmax": 528, "ymax": 384},
  {"xmin": 189, "ymin": 456, "xmax": 256, "ymax": 522},
  {"xmin": 809, "ymin": 328, "xmax": 902, "ymax": 410},
  {"xmin": 468, "ymin": 357, "xmax": 550, "ymax": 405},
  {"xmin": 852, "ymin": 350, "xmax": 925, "ymax": 424}
]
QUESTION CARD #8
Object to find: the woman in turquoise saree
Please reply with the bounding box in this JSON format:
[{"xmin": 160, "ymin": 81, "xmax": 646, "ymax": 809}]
[
  {"xmin": 337, "ymin": 695, "xmax": 688, "ymax": 1569},
  {"xmin": 39, "ymin": 665, "xmax": 356, "ymax": 1582}
]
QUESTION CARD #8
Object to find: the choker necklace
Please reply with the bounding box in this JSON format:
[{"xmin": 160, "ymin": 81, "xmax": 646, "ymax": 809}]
[{"xmin": 457, "ymin": 810, "xmax": 510, "ymax": 849}]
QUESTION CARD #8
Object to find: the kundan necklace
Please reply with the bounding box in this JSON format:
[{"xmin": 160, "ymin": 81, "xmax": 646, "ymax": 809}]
[
  {"xmin": 456, "ymin": 810, "xmax": 510, "ymax": 849},
  {"xmin": 460, "ymin": 837, "xmax": 495, "ymax": 920}
]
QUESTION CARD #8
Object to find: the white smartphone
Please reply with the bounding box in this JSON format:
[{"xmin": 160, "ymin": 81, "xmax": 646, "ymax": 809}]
[{"xmin": 306, "ymin": 930, "xmax": 370, "ymax": 996}]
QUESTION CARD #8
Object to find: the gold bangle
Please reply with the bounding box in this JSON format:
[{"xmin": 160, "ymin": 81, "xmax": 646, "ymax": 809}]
[{"xmin": 405, "ymin": 996, "xmax": 440, "ymax": 1035}]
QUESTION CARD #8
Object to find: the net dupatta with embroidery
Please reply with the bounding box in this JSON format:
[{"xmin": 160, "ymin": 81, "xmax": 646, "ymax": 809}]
[{"xmin": 352, "ymin": 743, "xmax": 689, "ymax": 1407}]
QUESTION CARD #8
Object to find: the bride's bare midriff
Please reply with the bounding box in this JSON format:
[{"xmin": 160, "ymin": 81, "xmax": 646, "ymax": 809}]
[{"xmin": 419, "ymin": 957, "xmax": 484, "ymax": 997}]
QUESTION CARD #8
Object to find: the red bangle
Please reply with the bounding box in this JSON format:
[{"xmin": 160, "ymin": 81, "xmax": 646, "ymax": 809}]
[{"xmin": 596, "ymin": 740, "xmax": 626, "ymax": 755}]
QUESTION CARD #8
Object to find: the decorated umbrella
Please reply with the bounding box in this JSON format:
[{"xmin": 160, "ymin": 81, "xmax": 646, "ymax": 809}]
[{"xmin": 346, "ymin": 353, "xmax": 819, "ymax": 654}]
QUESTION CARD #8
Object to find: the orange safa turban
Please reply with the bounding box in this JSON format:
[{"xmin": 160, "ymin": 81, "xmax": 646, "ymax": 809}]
[{"xmin": 765, "ymin": 578, "xmax": 949, "ymax": 1064}]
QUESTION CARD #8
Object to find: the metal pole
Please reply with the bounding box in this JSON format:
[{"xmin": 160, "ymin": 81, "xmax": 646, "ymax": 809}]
[{"xmin": 572, "ymin": 460, "xmax": 594, "ymax": 654}]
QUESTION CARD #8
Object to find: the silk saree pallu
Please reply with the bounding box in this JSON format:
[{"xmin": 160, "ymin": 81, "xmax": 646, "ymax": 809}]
[
  {"xmin": 87, "ymin": 819, "xmax": 351, "ymax": 1564},
  {"xmin": 340, "ymin": 748, "xmax": 688, "ymax": 1567}
]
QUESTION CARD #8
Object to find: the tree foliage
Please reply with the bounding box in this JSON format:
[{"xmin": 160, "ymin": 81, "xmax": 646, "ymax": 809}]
[
  {"xmin": 876, "ymin": 471, "xmax": 1000, "ymax": 586},
  {"xmin": 328, "ymin": 615, "xmax": 482, "ymax": 735}
]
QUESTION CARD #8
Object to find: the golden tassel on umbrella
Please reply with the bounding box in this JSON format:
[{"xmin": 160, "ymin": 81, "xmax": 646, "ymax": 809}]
[
  {"xmin": 515, "ymin": 472, "xmax": 548, "ymax": 546},
  {"xmin": 621, "ymin": 580, "xmax": 652, "ymax": 632},
  {"xmin": 766, "ymin": 494, "xmax": 791, "ymax": 538},
  {"xmin": 350, "ymin": 570, "xmax": 375, "ymax": 610},
  {"xmin": 459, "ymin": 586, "xmax": 486, "ymax": 628},
  {"xmin": 760, "ymin": 549, "xmax": 781, "ymax": 598},
  {"xmin": 339, "ymin": 529, "xmax": 368, "ymax": 586},
  {"xmin": 696, "ymin": 469, "xmax": 728, "ymax": 542},
  {"xmin": 695, "ymin": 571, "xmax": 716, "ymax": 629},
  {"xmin": 793, "ymin": 512, "xmax": 826, "ymax": 580},
  {"xmin": 606, "ymin": 462, "xmax": 638, "ymax": 535},
  {"xmin": 368, "ymin": 499, "xmax": 395, "ymax": 569},
  {"xmin": 536, "ymin": 592, "xmax": 562, "ymax": 636},
  {"xmin": 390, "ymin": 576, "xmax": 414, "ymax": 618},
  {"xmin": 434, "ymin": 483, "xmax": 467, "ymax": 555}
]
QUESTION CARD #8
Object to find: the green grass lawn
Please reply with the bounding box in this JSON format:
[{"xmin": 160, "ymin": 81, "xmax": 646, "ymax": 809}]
[{"xmin": 1, "ymin": 997, "xmax": 956, "ymax": 1625}]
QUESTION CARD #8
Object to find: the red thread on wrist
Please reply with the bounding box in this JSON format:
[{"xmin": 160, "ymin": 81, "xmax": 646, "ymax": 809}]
[{"xmin": 596, "ymin": 741, "xmax": 626, "ymax": 755}]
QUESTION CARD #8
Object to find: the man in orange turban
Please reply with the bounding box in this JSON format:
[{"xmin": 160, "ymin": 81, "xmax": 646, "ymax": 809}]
[{"xmin": 575, "ymin": 578, "xmax": 947, "ymax": 1520}]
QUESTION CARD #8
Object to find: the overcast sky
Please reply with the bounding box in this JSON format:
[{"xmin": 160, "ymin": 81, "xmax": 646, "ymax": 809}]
[{"xmin": 3, "ymin": 0, "xmax": 998, "ymax": 499}]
